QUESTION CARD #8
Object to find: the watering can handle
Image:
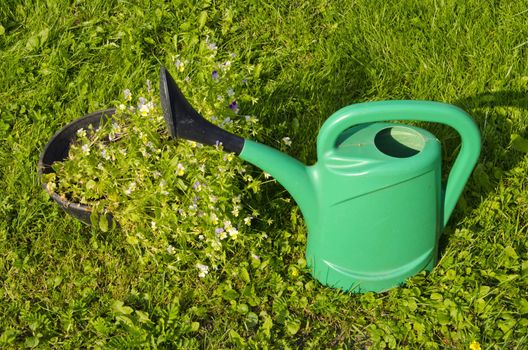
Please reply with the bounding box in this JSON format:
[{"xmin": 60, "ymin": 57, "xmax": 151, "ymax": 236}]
[{"xmin": 317, "ymin": 100, "xmax": 481, "ymax": 226}]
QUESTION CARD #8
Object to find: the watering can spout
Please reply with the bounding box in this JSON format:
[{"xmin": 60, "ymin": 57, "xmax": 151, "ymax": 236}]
[
  {"xmin": 159, "ymin": 66, "xmax": 317, "ymax": 224},
  {"xmin": 239, "ymin": 140, "xmax": 316, "ymax": 227},
  {"xmin": 159, "ymin": 66, "xmax": 245, "ymax": 154}
]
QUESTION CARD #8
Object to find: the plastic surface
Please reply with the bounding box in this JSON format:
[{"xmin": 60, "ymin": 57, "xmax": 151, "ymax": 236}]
[
  {"xmin": 316, "ymin": 100, "xmax": 481, "ymax": 227},
  {"xmin": 160, "ymin": 67, "xmax": 245, "ymax": 154},
  {"xmin": 38, "ymin": 109, "xmax": 116, "ymax": 225},
  {"xmin": 240, "ymin": 100, "xmax": 480, "ymax": 292}
]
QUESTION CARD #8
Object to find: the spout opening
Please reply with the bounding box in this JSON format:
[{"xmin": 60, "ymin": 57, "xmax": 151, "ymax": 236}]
[{"xmin": 374, "ymin": 126, "xmax": 425, "ymax": 158}]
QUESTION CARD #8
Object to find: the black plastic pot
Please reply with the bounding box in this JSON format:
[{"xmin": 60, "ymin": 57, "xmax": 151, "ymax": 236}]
[{"xmin": 38, "ymin": 109, "xmax": 116, "ymax": 225}]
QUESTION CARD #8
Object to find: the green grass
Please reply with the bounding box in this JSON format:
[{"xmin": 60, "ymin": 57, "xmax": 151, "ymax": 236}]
[{"xmin": 1, "ymin": 0, "xmax": 528, "ymax": 348}]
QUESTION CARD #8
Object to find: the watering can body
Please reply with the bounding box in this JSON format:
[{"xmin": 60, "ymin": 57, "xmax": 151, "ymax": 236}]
[
  {"xmin": 160, "ymin": 67, "xmax": 481, "ymax": 293},
  {"xmin": 306, "ymin": 123, "xmax": 442, "ymax": 292},
  {"xmin": 239, "ymin": 102, "xmax": 481, "ymax": 292}
]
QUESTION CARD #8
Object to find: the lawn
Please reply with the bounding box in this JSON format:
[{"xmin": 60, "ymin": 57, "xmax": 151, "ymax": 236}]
[{"xmin": 1, "ymin": 0, "xmax": 527, "ymax": 348}]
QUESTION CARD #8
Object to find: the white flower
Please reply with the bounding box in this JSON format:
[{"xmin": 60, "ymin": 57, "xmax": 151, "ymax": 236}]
[
  {"xmin": 231, "ymin": 206, "xmax": 239, "ymax": 217},
  {"xmin": 222, "ymin": 61, "xmax": 231, "ymax": 70},
  {"xmin": 100, "ymin": 148, "xmax": 110, "ymax": 160},
  {"xmin": 227, "ymin": 226, "xmax": 238, "ymax": 240},
  {"xmin": 216, "ymin": 227, "xmax": 226, "ymax": 239},
  {"xmin": 210, "ymin": 213, "xmax": 218, "ymax": 224},
  {"xmin": 263, "ymin": 172, "xmax": 271, "ymax": 179},
  {"xmin": 125, "ymin": 182, "xmax": 137, "ymax": 195},
  {"xmin": 167, "ymin": 245, "xmax": 175, "ymax": 254},
  {"xmin": 46, "ymin": 181, "xmax": 56, "ymax": 193},
  {"xmin": 205, "ymin": 35, "xmax": 217, "ymax": 50},
  {"xmin": 76, "ymin": 128, "xmax": 87, "ymax": 138},
  {"xmin": 123, "ymin": 89, "xmax": 132, "ymax": 101},
  {"xmin": 177, "ymin": 163, "xmax": 185, "ymax": 176},
  {"xmin": 244, "ymin": 216, "xmax": 253, "ymax": 226},
  {"xmin": 118, "ymin": 104, "xmax": 126, "ymax": 111},
  {"xmin": 81, "ymin": 144, "xmax": 90, "ymax": 155},
  {"xmin": 198, "ymin": 234, "xmax": 204, "ymax": 240},
  {"xmin": 227, "ymin": 88, "xmax": 235, "ymax": 97},
  {"xmin": 251, "ymin": 253, "xmax": 260, "ymax": 260},
  {"xmin": 175, "ymin": 59, "xmax": 184, "ymax": 72},
  {"xmin": 282, "ymin": 137, "xmax": 292, "ymax": 146},
  {"xmin": 211, "ymin": 240, "xmax": 221, "ymax": 251},
  {"xmin": 197, "ymin": 263, "xmax": 209, "ymax": 278},
  {"xmin": 151, "ymin": 221, "xmax": 156, "ymax": 229},
  {"xmin": 140, "ymin": 147, "xmax": 150, "ymax": 158},
  {"xmin": 153, "ymin": 171, "xmax": 162, "ymax": 178},
  {"xmin": 244, "ymin": 115, "xmax": 258, "ymax": 124}
]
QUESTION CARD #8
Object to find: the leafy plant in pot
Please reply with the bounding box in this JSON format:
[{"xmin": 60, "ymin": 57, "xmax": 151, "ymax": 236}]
[
  {"xmin": 38, "ymin": 49, "xmax": 266, "ymax": 269},
  {"xmin": 38, "ymin": 108, "xmax": 117, "ymax": 228}
]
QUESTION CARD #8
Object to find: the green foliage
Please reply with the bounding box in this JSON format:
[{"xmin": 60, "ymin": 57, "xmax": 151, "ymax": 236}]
[
  {"xmin": 1, "ymin": 0, "xmax": 528, "ymax": 349},
  {"xmin": 45, "ymin": 47, "xmax": 263, "ymax": 268}
]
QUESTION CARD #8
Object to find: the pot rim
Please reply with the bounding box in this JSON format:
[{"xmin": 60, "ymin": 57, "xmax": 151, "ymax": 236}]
[{"xmin": 38, "ymin": 108, "xmax": 117, "ymax": 214}]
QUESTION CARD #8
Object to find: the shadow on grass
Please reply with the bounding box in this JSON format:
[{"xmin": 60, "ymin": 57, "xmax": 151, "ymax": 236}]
[
  {"xmin": 246, "ymin": 55, "xmax": 373, "ymax": 165},
  {"xmin": 438, "ymin": 90, "xmax": 528, "ymax": 249}
]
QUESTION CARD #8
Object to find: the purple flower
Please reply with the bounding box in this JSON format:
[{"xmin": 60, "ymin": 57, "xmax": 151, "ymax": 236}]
[
  {"xmin": 193, "ymin": 181, "xmax": 201, "ymax": 189},
  {"xmin": 215, "ymin": 227, "xmax": 224, "ymax": 234},
  {"xmin": 229, "ymin": 101, "xmax": 239, "ymax": 114},
  {"xmin": 212, "ymin": 70, "xmax": 219, "ymax": 80}
]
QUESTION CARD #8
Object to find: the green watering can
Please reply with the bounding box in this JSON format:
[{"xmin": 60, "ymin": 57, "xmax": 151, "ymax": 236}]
[{"xmin": 160, "ymin": 67, "xmax": 481, "ymax": 293}]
